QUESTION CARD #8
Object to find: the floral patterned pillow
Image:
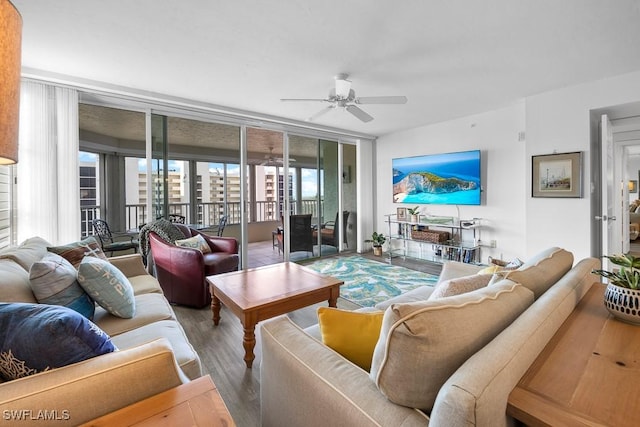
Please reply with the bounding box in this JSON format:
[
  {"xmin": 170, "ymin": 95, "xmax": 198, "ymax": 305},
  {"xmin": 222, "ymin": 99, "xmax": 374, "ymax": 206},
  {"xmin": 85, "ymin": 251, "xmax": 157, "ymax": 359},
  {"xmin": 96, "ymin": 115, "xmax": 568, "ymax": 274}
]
[{"xmin": 174, "ymin": 234, "xmax": 212, "ymax": 254}]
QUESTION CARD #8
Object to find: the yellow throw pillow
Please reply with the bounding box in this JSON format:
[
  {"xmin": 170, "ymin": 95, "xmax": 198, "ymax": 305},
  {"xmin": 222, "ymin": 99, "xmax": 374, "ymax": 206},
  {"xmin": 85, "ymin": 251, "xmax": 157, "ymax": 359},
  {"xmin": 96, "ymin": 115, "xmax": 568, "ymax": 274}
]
[
  {"xmin": 477, "ymin": 265, "xmax": 503, "ymax": 275},
  {"xmin": 317, "ymin": 307, "xmax": 384, "ymax": 372}
]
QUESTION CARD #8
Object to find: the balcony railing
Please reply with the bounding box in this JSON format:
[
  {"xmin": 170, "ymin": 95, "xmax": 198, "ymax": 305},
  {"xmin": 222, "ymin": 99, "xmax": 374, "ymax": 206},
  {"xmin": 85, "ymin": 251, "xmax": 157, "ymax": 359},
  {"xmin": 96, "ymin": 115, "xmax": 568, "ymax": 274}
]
[{"xmin": 81, "ymin": 199, "xmax": 324, "ymax": 237}]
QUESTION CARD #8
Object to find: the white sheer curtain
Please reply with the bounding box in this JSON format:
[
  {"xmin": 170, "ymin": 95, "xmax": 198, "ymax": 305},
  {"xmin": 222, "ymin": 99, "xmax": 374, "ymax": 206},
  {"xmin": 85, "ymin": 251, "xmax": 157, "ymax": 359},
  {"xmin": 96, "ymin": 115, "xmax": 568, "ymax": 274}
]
[{"xmin": 17, "ymin": 81, "xmax": 79, "ymax": 245}]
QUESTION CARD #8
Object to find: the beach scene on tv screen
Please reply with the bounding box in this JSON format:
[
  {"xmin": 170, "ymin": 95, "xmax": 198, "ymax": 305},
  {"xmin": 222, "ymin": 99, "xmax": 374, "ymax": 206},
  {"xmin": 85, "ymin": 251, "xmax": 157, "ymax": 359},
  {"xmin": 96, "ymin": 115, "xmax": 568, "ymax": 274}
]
[{"xmin": 392, "ymin": 150, "xmax": 481, "ymax": 205}]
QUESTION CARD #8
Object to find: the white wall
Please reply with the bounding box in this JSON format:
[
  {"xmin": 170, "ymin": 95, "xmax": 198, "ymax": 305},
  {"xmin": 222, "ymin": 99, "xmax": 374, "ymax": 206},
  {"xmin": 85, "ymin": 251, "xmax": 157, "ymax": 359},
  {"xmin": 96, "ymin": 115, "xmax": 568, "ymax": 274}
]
[
  {"xmin": 375, "ymin": 69, "xmax": 640, "ymax": 264},
  {"xmin": 376, "ymin": 102, "xmax": 526, "ymax": 263},
  {"xmin": 526, "ymin": 70, "xmax": 640, "ymax": 261},
  {"xmin": 357, "ymin": 139, "xmax": 374, "ymax": 253}
]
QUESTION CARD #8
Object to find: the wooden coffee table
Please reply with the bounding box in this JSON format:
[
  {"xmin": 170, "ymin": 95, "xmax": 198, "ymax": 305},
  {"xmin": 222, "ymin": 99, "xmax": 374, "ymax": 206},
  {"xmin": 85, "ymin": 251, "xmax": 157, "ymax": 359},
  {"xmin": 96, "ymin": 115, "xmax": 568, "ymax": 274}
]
[{"xmin": 207, "ymin": 262, "xmax": 342, "ymax": 368}]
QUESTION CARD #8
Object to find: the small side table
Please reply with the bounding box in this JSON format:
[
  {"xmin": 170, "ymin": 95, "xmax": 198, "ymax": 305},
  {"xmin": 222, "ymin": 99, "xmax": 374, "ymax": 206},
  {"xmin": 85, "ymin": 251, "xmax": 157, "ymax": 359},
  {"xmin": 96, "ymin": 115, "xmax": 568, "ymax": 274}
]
[{"xmin": 82, "ymin": 375, "xmax": 235, "ymax": 426}]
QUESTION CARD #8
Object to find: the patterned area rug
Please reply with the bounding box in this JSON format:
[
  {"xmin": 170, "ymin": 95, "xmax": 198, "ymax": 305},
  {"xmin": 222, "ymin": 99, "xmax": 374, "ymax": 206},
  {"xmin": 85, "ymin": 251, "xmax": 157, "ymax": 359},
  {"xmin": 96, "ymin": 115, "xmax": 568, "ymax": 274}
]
[{"xmin": 304, "ymin": 255, "xmax": 438, "ymax": 307}]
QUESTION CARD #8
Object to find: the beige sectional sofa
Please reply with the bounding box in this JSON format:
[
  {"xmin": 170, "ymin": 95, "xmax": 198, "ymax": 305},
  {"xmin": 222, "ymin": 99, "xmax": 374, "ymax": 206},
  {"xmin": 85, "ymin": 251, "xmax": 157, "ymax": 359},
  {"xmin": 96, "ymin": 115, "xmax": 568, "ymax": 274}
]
[
  {"xmin": 260, "ymin": 247, "xmax": 601, "ymax": 427},
  {"xmin": 0, "ymin": 237, "xmax": 202, "ymax": 425}
]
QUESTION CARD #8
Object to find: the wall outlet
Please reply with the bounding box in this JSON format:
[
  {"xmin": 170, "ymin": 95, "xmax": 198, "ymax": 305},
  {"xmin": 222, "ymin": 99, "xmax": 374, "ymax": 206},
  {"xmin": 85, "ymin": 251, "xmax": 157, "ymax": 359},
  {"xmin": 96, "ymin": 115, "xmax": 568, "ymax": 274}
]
[{"xmin": 490, "ymin": 239, "xmax": 497, "ymax": 248}]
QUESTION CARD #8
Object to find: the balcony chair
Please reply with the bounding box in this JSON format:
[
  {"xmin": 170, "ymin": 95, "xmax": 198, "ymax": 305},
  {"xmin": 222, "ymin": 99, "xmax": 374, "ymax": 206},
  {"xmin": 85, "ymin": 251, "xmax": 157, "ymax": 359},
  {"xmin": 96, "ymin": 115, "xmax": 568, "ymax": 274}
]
[
  {"xmin": 276, "ymin": 214, "xmax": 314, "ymax": 260},
  {"xmin": 91, "ymin": 219, "xmax": 139, "ymax": 256},
  {"xmin": 313, "ymin": 210, "xmax": 350, "ymax": 248},
  {"xmin": 168, "ymin": 214, "xmax": 186, "ymax": 224},
  {"xmin": 214, "ymin": 215, "xmax": 228, "ymax": 237},
  {"xmin": 149, "ymin": 222, "xmax": 239, "ymax": 308}
]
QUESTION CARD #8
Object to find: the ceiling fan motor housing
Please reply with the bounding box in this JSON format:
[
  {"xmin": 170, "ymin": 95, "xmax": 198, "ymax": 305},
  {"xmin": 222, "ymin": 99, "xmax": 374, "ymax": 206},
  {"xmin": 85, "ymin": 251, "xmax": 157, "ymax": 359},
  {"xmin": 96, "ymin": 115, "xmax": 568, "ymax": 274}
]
[{"xmin": 281, "ymin": 73, "xmax": 407, "ymax": 123}]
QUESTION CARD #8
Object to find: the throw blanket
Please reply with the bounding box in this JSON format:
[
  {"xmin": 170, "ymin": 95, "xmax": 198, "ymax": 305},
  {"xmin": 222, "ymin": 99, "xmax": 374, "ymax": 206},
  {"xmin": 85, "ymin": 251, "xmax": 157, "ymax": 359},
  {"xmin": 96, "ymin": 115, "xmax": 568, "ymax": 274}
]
[{"xmin": 138, "ymin": 219, "xmax": 186, "ymax": 265}]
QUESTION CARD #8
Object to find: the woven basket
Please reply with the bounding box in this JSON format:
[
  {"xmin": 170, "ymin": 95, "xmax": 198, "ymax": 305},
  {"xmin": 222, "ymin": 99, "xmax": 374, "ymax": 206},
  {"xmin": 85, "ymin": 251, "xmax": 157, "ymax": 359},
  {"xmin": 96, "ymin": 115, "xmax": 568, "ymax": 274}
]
[
  {"xmin": 411, "ymin": 229, "xmax": 450, "ymax": 243},
  {"xmin": 488, "ymin": 256, "xmax": 510, "ymax": 267}
]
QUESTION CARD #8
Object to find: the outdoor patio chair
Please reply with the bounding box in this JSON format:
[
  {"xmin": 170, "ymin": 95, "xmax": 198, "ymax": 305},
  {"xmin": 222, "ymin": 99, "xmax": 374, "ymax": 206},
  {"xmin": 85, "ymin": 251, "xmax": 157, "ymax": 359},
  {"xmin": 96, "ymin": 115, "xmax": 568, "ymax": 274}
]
[
  {"xmin": 91, "ymin": 218, "xmax": 139, "ymax": 256},
  {"xmin": 168, "ymin": 214, "xmax": 186, "ymax": 224}
]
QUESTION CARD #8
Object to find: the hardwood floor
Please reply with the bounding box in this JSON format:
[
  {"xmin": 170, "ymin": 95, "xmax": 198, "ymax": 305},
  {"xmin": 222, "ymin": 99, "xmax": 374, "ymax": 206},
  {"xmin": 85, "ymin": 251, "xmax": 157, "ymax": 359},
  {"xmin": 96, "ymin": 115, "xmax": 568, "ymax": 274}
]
[{"xmin": 172, "ymin": 242, "xmax": 442, "ymax": 426}]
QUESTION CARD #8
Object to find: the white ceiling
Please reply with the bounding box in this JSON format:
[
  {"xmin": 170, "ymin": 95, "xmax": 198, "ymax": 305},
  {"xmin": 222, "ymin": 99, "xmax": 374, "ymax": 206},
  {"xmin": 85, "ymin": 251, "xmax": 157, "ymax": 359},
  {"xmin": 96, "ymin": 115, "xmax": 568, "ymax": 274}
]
[{"xmin": 11, "ymin": 0, "xmax": 640, "ymax": 137}]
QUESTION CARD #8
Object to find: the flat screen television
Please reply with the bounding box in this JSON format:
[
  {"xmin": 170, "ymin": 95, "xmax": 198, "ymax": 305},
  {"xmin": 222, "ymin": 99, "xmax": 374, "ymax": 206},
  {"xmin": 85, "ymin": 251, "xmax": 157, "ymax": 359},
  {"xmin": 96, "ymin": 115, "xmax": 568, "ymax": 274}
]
[{"xmin": 392, "ymin": 149, "xmax": 481, "ymax": 205}]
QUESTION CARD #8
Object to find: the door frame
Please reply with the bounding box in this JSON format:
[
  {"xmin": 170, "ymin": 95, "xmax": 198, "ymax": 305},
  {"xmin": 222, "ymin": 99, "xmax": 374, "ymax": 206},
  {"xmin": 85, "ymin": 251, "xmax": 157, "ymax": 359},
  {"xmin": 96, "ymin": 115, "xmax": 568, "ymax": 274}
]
[{"xmin": 590, "ymin": 103, "xmax": 640, "ymax": 261}]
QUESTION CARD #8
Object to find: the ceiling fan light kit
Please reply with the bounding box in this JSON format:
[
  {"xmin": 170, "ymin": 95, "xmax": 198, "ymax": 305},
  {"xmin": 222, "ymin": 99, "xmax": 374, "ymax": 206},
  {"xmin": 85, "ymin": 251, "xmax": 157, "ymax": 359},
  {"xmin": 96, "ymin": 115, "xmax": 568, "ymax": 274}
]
[
  {"xmin": 334, "ymin": 74, "xmax": 352, "ymax": 99},
  {"xmin": 260, "ymin": 147, "xmax": 296, "ymax": 166},
  {"xmin": 281, "ymin": 73, "xmax": 407, "ymax": 123}
]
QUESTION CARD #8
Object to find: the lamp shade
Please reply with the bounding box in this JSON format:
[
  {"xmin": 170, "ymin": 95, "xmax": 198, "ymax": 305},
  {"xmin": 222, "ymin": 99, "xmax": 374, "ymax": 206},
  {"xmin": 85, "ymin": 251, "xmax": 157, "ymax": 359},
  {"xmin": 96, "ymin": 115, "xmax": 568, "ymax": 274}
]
[{"xmin": 0, "ymin": 0, "xmax": 22, "ymax": 164}]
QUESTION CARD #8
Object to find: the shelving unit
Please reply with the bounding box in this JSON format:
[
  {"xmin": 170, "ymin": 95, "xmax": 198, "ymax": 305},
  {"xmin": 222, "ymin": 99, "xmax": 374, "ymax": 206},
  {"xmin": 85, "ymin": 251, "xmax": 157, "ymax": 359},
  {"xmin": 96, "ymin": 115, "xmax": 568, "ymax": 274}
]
[{"xmin": 385, "ymin": 214, "xmax": 483, "ymax": 265}]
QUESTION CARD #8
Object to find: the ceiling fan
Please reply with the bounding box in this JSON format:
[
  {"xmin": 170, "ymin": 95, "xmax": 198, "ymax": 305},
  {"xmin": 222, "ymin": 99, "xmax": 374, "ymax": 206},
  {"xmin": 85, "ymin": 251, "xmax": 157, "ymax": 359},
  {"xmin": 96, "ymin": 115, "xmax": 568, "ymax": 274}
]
[
  {"xmin": 281, "ymin": 73, "xmax": 407, "ymax": 123},
  {"xmin": 260, "ymin": 147, "xmax": 296, "ymax": 166}
]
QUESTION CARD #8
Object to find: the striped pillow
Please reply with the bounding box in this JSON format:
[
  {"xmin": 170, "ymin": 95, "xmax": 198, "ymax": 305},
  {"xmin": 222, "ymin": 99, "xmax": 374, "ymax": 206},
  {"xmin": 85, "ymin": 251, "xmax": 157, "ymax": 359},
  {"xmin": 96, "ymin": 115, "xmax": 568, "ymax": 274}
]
[
  {"xmin": 48, "ymin": 236, "xmax": 108, "ymax": 269},
  {"xmin": 28, "ymin": 253, "xmax": 95, "ymax": 320}
]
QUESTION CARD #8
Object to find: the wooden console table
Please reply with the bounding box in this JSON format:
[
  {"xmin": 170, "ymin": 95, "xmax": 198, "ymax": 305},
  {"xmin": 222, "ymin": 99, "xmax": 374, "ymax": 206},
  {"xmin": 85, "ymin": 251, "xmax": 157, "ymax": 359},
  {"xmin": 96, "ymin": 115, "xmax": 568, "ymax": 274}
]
[
  {"xmin": 82, "ymin": 375, "xmax": 235, "ymax": 426},
  {"xmin": 507, "ymin": 283, "xmax": 640, "ymax": 427}
]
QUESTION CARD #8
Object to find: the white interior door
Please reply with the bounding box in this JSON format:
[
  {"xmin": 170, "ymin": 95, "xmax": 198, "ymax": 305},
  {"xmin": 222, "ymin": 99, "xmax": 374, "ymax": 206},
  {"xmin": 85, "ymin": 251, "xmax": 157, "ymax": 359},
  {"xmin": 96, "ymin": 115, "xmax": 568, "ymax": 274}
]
[{"xmin": 601, "ymin": 114, "xmax": 621, "ymax": 269}]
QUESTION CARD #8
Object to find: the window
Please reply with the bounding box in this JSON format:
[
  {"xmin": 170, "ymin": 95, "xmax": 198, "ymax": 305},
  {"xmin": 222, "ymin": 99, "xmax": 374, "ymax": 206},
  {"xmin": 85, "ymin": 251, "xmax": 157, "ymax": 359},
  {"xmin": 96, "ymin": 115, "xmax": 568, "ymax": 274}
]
[{"xmin": 79, "ymin": 152, "xmax": 99, "ymax": 237}]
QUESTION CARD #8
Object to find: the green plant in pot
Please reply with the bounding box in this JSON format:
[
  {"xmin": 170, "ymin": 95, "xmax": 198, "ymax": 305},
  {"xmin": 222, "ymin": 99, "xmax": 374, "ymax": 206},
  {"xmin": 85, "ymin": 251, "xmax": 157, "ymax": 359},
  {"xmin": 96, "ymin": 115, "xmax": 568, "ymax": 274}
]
[
  {"xmin": 366, "ymin": 232, "xmax": 386, "ymax": 256},
  {"xmin": 592, "ymin": 254, "xmax": 640, "ymax": 324},
  {"xmin": 407, "ymin": 206, "xmax": 420, "ymax": 223}
]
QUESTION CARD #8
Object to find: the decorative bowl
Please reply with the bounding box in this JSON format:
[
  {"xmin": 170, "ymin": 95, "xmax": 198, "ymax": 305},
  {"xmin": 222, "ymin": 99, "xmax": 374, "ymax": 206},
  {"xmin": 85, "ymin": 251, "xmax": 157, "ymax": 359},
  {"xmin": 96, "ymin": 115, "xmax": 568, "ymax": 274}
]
[{"xmin": 604, "ymin": 283, "xmax": 640, "ymax": 325}]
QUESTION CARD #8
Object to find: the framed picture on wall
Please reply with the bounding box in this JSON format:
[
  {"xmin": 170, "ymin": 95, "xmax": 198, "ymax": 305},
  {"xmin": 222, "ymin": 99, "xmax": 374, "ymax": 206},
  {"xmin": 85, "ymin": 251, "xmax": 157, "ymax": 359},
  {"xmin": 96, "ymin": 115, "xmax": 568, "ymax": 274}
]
[
  {"xmin": 396, "ymin": 207, "xmax": 407, "ymax": 221},
  {"xmin": 532, "ymin": 151, "xmax": 583, "ymax": 198}
]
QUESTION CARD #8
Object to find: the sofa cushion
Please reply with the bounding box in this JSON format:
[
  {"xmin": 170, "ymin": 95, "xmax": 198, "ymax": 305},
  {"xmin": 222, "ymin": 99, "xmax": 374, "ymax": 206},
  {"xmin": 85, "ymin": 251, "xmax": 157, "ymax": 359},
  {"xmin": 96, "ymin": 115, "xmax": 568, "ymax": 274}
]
[
  {"xmin": 48, "ymin": 236, "xmax": 108, "ymax": 269},
  {"xmin": 369, "ymin": 280, "xmax": 534, "ymax": 411},
  {"xmin": 317, "ymin": 307, "xmax": 384, "ymax": 371},
  {"xmin": 0, "ymin": 303, "xmax": 116, "ymax": 381},
  {"xmin": 502, "ymin": 247, "xmax": 574, "ymax": 299},
  {"xmin": 28, "ymin": 253, "xmax": 95, "ymax": 320},
  {"xmin": 0, "ymin": 259, "xmax": 37, "ymax": 303},
  {"xmin": 128, "ymin": 274, "xmax": 164, "ymax": 296},
  {"xmin": 77, "ymin": 257, "xmax": 135, "ymax": 319},
  {"xmin": 174, "ymin": 234, "xmax": 212, "ymax": 254},
  {"xmin": 0, "ymin": 236, "xmax": 51, "ymax": 272},
  {"xmin": 374, "ymin": 286, "xmax": 436, "ymax": 311},
  {"xmin": 93, "ymin": 292, "xmax": 175, "ymax": 337},
  {"xmin": 428, "ymin": 273, "xmax": 492, "ymax": 300},
  {"xmin": 109, "ymin": 319, "xmax": 202, "ymax": 380}
]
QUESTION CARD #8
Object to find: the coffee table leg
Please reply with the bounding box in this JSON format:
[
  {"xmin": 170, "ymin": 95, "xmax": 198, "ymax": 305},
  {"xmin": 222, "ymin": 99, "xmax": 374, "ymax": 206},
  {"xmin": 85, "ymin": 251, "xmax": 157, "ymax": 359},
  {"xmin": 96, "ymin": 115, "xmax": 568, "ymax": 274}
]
[
  {"xmin": 211, "ymin": 295, "xmax": 221, "ymax": 325},
  {"xmin": 242, "ymin": 321, "xmax": 257, "ymax": 368},
  {"xmin": 328, "ymin": 286, "xmax": 339, "ymax": 307}
]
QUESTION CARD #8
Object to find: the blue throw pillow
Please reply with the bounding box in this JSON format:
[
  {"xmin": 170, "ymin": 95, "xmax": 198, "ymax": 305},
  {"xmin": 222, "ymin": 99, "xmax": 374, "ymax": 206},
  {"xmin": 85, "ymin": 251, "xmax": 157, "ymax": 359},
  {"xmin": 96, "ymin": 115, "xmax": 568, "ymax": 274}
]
[
  {"xmin": 0, "ymin": 303, "xmax": 117, "ymax": 381},
  {"xmin": 28, "ymin": 252, "xmax": 95, "ymax": 320},
  {"xmin": 77, "ymin": 256, "xmax": 136, "ymax": 318}
]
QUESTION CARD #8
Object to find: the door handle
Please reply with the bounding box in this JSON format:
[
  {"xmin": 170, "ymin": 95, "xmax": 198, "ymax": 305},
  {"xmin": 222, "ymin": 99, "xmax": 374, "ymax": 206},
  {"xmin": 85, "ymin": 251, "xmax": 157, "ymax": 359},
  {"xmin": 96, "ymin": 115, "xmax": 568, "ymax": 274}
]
[{"xmin": 595, "ymin": 215, "xmax": 607, "ymax": 221}]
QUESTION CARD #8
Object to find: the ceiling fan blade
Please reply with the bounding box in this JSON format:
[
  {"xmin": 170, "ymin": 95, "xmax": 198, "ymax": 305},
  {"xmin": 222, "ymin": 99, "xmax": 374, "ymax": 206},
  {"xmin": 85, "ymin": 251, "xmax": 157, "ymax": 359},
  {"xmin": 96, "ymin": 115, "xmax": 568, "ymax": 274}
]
[
  {"xmin": 280, "ymin": 98, "xmax": 328, "ymax": 102},
  {"xmin": 346, "ymin": 105, "xmax": 374, "ymax": 123},
  {"xmin": 307, "ymin": 106, "xmax": 334, "ymax": 122},
  {"xmin": 355, "ymin": 96, "xmax": 408, "ymax": 105}
]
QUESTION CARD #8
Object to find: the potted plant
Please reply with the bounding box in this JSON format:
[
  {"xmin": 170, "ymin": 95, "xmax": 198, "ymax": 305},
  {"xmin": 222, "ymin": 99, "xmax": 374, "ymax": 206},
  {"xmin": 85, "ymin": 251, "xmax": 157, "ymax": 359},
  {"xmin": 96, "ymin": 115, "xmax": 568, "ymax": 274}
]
[
  {"xmin": 366, "ymin": 232, "xmax": 386, "ymax": 256},
  {"xmin": 592, "ymin": 254, "xmax": 640, "ymax": 325},
  {"xmin": 407, "ymin": 206, "xmax": 420, "ymax": 223}
]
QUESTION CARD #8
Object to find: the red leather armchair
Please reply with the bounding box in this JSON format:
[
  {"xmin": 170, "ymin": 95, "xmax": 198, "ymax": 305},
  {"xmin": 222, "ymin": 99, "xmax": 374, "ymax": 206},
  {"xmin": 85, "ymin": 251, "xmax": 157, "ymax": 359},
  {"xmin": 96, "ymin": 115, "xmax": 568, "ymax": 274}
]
[{"xmin": 149, "ymin": 224, "xmax": 239, "ymax": 308}]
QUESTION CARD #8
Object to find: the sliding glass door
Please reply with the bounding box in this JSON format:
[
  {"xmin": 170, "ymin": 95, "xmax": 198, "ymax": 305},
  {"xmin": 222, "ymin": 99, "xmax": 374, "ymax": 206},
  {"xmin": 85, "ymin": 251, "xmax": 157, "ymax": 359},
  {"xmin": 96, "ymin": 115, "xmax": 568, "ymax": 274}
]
[{"xmin": 78, "ymin": 98, "xmax": 356, "ymax": 270}]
